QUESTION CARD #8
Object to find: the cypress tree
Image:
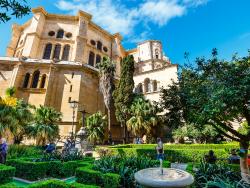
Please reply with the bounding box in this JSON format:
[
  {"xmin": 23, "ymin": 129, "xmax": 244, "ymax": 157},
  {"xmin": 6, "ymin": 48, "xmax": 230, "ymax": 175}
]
[{"xmin": 113, "ymin": 55, "xmax": 135, "ymax": 143}]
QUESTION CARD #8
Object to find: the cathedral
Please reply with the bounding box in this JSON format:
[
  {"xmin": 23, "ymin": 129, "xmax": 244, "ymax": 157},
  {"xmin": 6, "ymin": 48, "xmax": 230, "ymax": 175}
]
[{"xmin": 0, "ymin": 7, "xmax": 177, "ymax": 142}]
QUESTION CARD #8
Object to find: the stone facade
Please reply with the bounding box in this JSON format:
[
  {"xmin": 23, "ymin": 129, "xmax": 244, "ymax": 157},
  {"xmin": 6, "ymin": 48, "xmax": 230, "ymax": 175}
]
[
  {"xmin": 128, "ymin": 40, "xmax": 178, "ymax": 103},
  {"xmin": 0, "ymin": 7, "xmax": 177, "ymax": 142}
]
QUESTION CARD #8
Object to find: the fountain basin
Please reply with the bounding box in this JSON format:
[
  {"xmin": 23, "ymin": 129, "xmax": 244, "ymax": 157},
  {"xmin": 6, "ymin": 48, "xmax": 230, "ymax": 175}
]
[{"xmin": 134, "ymin": 168, "xmax": 194, "ymax": 188}]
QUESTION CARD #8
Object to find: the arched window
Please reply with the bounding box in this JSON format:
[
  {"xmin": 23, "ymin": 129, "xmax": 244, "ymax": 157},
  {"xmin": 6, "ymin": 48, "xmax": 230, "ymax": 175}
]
[
  {"xmin": 155, "ymin": 49, "xmax": 159, "ymax": 59},
  {"xmin": 144, "ymin": 78, "xmax": 151, "ymax": 93},
  {"xmin": 62, "ymin": 45, "xmax": 70, "ymax": 61},
  {"xmin": 53, "ymin": 44, "xmax": 61, "ymax": 60},
  {"xmin": 22, "ymin": 73, "xmax": 30, "ymax": 88},
  {"xmin": 88, "ymin": 51, "xmax": 95, "ymax": 66},
  {"xmin": 152, "ymin": 80, "xmax": 157, "ymax": 91},
  {"xmin": 43, "ymin": 43, "xmax": 52, "ymax": 59},
  {"xmin": 40, "ymin": 74, "xmax": 46, "ymax": 88},
  {"xmin": 56, "ymin": 29, "xmax": 64, "ymax": 38},
  {"xmin": 96, "ymin": 54, "xmax": 101, "ymax": 66},
  {"xmin": 137, "ymin": 83, "xmax": 143, "ymax": 93},
  {"xmin": 31, "ymin": 70, "xmax": 40, "ymax": 88},
  {"xmin": 97, "ymin": 41, "xmax": 102, "ymax": 51}
]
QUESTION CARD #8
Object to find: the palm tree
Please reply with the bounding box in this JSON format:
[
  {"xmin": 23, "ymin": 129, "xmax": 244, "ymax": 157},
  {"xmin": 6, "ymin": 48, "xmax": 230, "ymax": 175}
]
[
  {"xmin": 127, "ymin": 95, "xmax": 158, "ymax": 138},
  {"xmin": 9, "ymin": 100, "xmax": 34, "ymax": 144},
  {"xmin": 0, "ymin": 102, "xmax": 16, "ymax": 134},
  {"xmin": 98, "ymin": 57, "xmax": 115, "ymax": 143},
  {"xmin": 31, "ymin": 105, "xmax": 62, "ymax": 146},
  {"xmin": 86, "ymin": 112, "xmax": 107, "ymax": 145}
]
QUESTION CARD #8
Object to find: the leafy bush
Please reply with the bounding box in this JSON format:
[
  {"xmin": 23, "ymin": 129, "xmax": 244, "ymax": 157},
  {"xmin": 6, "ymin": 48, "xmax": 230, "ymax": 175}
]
[
  {"xmin": 6, "ymin": 159, "xmax": 48, "ymax": 181},
  {"xmin": 7, "ymin": 145, "xmax": 42, "ymax": 159},
  {"xmin": 93, "ymin": 156, "xmax": 169, "ymax": 187},
  {"xmin": 194, "ymin": 162, "xmax": 242, "ymax": 188},
  {"xmin": 0, "ymin": 165, "xmax": 16, "ymax": 184}
]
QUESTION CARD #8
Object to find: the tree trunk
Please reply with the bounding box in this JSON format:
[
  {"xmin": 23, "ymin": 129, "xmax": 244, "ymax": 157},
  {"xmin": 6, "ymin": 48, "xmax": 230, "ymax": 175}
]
[
  {"xmin": 108, "ymin": 109, "xmax": 112, "ymax": 145},
  {"xmin": 240, "ymin": 141, "xmax": 250, "ymax": 183},
  {"xmin": 122, "ymin": 123, "xmax": 128, "ymax": 144}
]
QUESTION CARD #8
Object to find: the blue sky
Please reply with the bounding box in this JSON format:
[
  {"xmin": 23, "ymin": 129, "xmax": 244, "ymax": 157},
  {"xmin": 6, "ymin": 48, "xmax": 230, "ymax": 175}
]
[{"xmin": 0, "ymin": 0, "xmax": 250, "ymax": 65}]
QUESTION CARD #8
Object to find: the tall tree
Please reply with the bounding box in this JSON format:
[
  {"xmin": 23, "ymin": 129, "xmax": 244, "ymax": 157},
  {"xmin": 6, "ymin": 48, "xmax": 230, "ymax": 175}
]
[
  {"xmin": 127, "ymin": 95, "xmax": 158, "ymax": 138},
  {"xmin": 31, "ymin": 105, "xmax": 61, "ymax": 145},
  {"xmin": 86, "ymin": 112, "xmax": 107, "ymax": 145},
  {"xmin": 0, "ymin": 0, "xmax": 30, "ymax": 23},
  {"xmin": 98, "ymin": 56, "xmax": 115, "ymax": 143},
  {"xmin": 10, "ymin": 99, "xmax": 33, "ymax": 144},
  {"xmin": 161, "ymin": 49, "xmax": 250, "ymax": 182},
  {"xmin": 113, "ymin": 55, "xmax": 135, "ymax": 143}
]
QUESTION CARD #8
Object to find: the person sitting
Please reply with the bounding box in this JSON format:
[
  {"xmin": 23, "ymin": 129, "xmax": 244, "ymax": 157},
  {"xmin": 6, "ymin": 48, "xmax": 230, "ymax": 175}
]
[
  {"xmin": 228, "ymin": 149, "xmax": 240, "ymax": 164},
  {"xmin": 45, "ymin": 142, "xmax": 56, "ymax": 154},
  {"xmin": 204, "ymin": 150, "xmax": 217, "ymax": 164}
]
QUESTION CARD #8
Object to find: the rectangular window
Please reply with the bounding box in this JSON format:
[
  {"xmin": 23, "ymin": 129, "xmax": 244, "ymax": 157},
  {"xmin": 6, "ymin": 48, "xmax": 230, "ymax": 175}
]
[
  {"xmin": 71, "ymin": 72, "xmax": 74, "ymax": 79},
  {"xmin": 70, "ymin": 85, "xmax": 73, "ymax": 92},
  {"xmin": 68, "ymin": 97, "xmax": 71, "ymax": 103}
]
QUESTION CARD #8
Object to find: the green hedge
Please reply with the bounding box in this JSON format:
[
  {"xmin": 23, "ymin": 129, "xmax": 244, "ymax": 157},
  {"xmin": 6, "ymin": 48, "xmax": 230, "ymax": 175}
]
[
  {"xmin": 6, "ymin": 159, "xmax": 48, "ymax": 181},
  {"xmin": 107, "ymin": 148, "xmax": 230, "ymax": 163},
  {"xmin": 109, "ymin": 143, "xmax": 239, "ymax": 150},
  {"xmin": 6, "ymin": 159, "xmax": 90, "ymax": 180},
  {"xmin": 47, "ymin": 161, "xmax": 79, "ymax": 178},
  {"xmin": 76, "ymin": 166, "xmax": 120, "ymax": 188},
  {"xmin": 28, "ymin": 180, "xmax": 100, "ymax": 188},
  {"xmin": 0, "ymin": 165, "xmax": 16, "ymax": 184},
  {"xmin": 103, "ymin": 173, "xmax": 121, "ymax": 188}
]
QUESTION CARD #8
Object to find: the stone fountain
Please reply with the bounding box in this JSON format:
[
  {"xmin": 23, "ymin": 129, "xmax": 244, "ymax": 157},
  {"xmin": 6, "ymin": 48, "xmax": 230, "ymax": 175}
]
[{"xmin": 134, "ymin": 158, "xmax": 194, "ymax": 188}]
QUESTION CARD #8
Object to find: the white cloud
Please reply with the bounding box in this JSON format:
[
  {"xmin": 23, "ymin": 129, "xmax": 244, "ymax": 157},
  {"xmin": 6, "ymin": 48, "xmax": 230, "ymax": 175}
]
[
  {"xmin": 55, "ymin": 0, "xmax": 209, "ymax": 41},
  {"xmin": 138, "ymin": 0, "xmax": 186, "ymax": 26}
]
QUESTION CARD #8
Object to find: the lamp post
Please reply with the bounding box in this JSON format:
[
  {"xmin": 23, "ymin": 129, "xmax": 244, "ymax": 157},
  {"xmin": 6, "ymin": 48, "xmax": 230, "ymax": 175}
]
[{"xmin": 69, "ymin": 100, "xmax": 78, "ymax": 140}]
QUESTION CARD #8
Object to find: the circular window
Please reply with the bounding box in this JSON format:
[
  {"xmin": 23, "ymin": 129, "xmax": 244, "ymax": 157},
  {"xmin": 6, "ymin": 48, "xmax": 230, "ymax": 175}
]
[
  {"xmin": 48, "ymin": 31, "xmax": 55, "ymax": 37},
  {"xmin": 90, "ymin": 40, "xmax": 96, "ymax": 46},
  {"xmin": 103, "ymin": 46, "xmax": 108, "ymax": 52},
  {"xmin": 66, "ymin": 32, "xmax": 72, "ymax": 38}
]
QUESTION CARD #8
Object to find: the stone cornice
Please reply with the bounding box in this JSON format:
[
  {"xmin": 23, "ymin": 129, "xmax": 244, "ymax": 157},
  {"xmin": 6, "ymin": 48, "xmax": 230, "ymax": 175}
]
[
  {"xmin": 134, "ymin": 64, "xmax": 178, "ymax": 76},
  {"xmin": 0, "ymin": 57, "xmax": 99, "ymax": 75}
]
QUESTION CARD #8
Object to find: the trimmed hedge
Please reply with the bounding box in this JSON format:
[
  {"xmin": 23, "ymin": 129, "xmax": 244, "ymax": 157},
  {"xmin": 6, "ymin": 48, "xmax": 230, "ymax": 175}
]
[
  {"xmin": 0, "ymin": 165, "xmax": 16, "ymax": 184},
  {"xmin": 6, "ymin": 158, "xmax": 92, "ymax": 180},
  {"xmin": 103, "ymin": 173, "xmax": 121, "ymax": 188},
  {"xmin": 6, "ymin": 159, "xmax": 48, "ymax": 181},
  {"xmin": 47, "ymin": 161, "xmax": 79, "ymax": 178},
  {"xmin": 28, "ymin": 180, "xmax": 100, "ymax": 188},
  {"xmin": 109, "ymin": 143, "xmax": 239, "ymax": 150},
  {"xmin": 107, "ymin": 148, "xmax": 230, "ymax": 163},
  {"xmin": 76, "ymin": 166, "xmax": 120, "ymax": 188},
  {"xmin": 76, "ymin": 167, "xmax": 103, "ymax": 185}
]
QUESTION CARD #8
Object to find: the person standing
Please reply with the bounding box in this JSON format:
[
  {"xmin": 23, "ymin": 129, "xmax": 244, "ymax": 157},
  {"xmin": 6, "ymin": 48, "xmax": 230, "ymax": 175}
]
[
  {"xmin": 0, "ymin": 136, "xmax": 8, "ymax": 164},
  {"xmin": 156, "ymin": 137, "xmax": 164, "ymax": 174}
]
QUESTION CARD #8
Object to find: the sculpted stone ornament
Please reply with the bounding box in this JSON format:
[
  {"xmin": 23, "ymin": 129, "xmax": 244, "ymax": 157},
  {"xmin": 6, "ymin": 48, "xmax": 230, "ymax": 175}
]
[
  {"xmin": 134, "ymin": 168, "xmax": 194, "ymax": 188},
  {"xmin": 135, "ymin": 139, "xmax": 194, "ymax": 188}
]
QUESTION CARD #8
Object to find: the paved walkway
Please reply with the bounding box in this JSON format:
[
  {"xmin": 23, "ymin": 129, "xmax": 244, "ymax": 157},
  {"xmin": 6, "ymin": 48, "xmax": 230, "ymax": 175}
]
[{"xmin": 171, "ymin": 163, "xmax": 187, "ymax": 170}]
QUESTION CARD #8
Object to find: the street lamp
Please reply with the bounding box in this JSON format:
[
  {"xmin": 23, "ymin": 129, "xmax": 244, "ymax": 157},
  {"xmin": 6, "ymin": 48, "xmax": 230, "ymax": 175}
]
[{"xmin": 69, "ymin": 100, "xmax": 78, "ymax": 139}]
